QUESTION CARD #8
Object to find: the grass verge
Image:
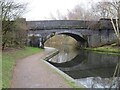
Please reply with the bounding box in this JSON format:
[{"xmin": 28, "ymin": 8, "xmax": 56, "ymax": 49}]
[
  {"xmin": 2, "ymin": 47, "xmax": 43, "ymax": 88},
  {"xmin": 84, "ymin": 45, "xmax": 120, "ymax": 55}
]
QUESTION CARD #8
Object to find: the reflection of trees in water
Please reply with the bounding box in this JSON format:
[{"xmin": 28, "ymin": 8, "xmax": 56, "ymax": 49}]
[
  {"xmin": 82, "ymin": 57, "xmax": 120, "ymax": 89},
  {"xmin": 109, "ymin": 58, "xmax": 120, "ymax": 89},
  {"xmin": 45, "ymin": 35, "xmax": 79, "ymax": 63},
  {"xmin": 76, "ymin": 59, "xmax": 120, "ymax": 88},
  {"xmin": 77, "ymin": 77, "xmax": 120, "ymax": 88}
]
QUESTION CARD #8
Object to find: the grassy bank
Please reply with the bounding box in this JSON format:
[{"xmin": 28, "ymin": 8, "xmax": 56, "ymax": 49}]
[
  {"xmin": 2, "ymin": 47, "xmax": 43, "ymax": 88},
  {"xmin": 85, "ymin": 45, "xmax": 120, "ymax": 55}
]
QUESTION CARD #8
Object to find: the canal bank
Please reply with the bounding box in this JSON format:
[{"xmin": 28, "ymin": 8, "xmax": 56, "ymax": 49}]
[
  {"xmin": 43, "ymin": 51, "xmax": 85, "ymax": 88},
  {"xmin": 83, "ymin": 44, "xmax": 120, "ymax": 55},
  {"xmin": 11, "ymin": 47, "xmax": 83, "ymax": 88},
  {"xmin": 46, "ymin": 45, "xmax": 120, "ymax": 88}
]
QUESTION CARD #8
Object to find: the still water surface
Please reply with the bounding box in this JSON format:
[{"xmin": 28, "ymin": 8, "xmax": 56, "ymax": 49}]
[
  {"xmin": 45, "ymin": 35, "xmax": 120, "ymax": 88},
  {"xmin": 49, "ymin": 49, "xmax": 118, "ymax": 78}
]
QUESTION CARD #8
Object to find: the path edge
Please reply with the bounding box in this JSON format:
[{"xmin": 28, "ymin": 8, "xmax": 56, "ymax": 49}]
[{"xmin": 42, "ymin": 48, "xmax": 86, "ymax": 88}]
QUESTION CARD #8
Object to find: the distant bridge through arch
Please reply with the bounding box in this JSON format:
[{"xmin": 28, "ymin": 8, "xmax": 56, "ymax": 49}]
[{"xmin": 26, "ymin": 19, "xmax": 117, "ymax": 48}]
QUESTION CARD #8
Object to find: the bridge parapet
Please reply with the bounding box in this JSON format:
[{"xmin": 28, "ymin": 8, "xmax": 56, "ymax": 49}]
[
  {"xmin": 27, "ymin": 20, "xmax": 97, "ymax": 30},
  {"xmin": 27, "ymin": 19, "xmax": 116, "ymax": 30}
]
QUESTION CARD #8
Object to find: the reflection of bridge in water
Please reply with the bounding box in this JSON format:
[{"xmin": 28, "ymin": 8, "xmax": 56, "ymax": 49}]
[
  {"xmin": 26, "ymin": 19, "xmax": 117, "ymax": 48},
  {"xmin": 47, "ymin": 52, "xmax": 85, "ymax": 67},
  {"xmin": 48, "ymin": 50, "xmax": 119, "ymax": 79}
]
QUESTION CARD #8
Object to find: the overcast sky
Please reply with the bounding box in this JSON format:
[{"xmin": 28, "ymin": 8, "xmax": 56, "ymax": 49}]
[{"xmin": 16, "ymin": 0, "xmax": 102, "ymax": 21}]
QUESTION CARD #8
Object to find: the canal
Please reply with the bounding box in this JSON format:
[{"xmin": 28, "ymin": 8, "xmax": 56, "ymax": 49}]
[{"xmin": 45, "ymin": 35, "xmax": 120, "ymax": 88}]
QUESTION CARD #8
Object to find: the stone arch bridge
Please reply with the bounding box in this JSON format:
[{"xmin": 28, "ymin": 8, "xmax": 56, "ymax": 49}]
[{"xmin": 26, "ymin": 19, "xmax": 117, "ymax": 48}]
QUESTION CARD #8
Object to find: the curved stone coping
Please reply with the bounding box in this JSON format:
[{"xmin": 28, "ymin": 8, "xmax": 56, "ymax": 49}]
[{"xmin": 42, "ymin": 47, "xmax": 86, "ymax": 88}]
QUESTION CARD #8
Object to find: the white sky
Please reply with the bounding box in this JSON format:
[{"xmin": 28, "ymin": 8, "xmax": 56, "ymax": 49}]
[{"xmin": 16, "ymin": 0, "xmax": 102, "ymax": 21}]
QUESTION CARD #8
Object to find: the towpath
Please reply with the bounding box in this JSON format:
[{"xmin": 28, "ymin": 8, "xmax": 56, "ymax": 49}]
[{"xmin": 11, "ymin": 47, "xmax": 71, "ymax": 88}]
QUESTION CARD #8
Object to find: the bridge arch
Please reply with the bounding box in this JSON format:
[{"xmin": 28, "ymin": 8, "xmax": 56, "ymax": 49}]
[
  {"xmin": 44, "ymin": 31, "xmax": 88, "ymax": 48},
  {"xmin": 57, "ymin": 32, "xmax": 86, "ymax": 42}
]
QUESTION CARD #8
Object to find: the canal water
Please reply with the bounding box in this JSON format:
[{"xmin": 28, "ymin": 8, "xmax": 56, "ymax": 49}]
[{"xmin": 45, "ymin": 35, "xmax": 120, "ymax": 88}]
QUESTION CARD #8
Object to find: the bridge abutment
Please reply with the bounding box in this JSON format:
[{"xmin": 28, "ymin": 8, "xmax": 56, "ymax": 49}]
[{"xmin": 87, "ymin": 30, "xmax": 117, "ymax": 47}]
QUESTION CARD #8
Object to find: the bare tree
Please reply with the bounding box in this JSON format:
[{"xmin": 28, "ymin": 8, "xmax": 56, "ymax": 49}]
[
  {"xmin": 92, "ymin": 1, "xmax": 114, "ymax": 19},
  {"xmin": 1, "ymin": 0, "xmax": 26, "ymax": 20},
  {"xmin": 66, "ymin": 5, "xmax": 85, "ymax": 20},
  {"xmin": 48, "ymin": 13, "xmax": 57, "ymax": 20},
  {"xmin": 93, "ymin": 0, "xmax": 120, "ymax": 45},
  {"xmin": 1, "ymin": 0, "xmax": 27, "ymax": 50},
  {"xmin": 105, "ymin": 0, "xmax": 120, "ymax": 45},
  {"xmin": 48, "ymin": 4, "xmax": 97, "ymax": 21},
  {"xmin": 66, "ymin": 5, "xmax": 92, "ymax": 20},
  {"xmin": 48, "ymin": 10, "xmax": 66, "ymax": 20}
]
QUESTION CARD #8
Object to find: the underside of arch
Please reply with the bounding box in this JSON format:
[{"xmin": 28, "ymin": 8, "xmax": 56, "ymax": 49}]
[
  {"xmin": 45, "ymin": 32, "xmax": 86, "ymax": 43},
  {"xmin": 58, "ymin": 33, "xmax": 86, "ymax": 42}
]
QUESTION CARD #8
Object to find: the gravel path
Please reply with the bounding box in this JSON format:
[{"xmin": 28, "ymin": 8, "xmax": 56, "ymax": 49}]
[{"xmin": 11, "ymin": 47, "xmax": 71, "ymax": 88}]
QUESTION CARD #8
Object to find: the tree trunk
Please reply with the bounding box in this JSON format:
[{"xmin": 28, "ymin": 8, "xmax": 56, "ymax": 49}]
[
  {"xmin": 2, "ymin": 41, "xmax": 7, "ymax": 50},
  {"xmin": 117, "ymin": 38, "xmax": 120, "ymax": 46}
]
